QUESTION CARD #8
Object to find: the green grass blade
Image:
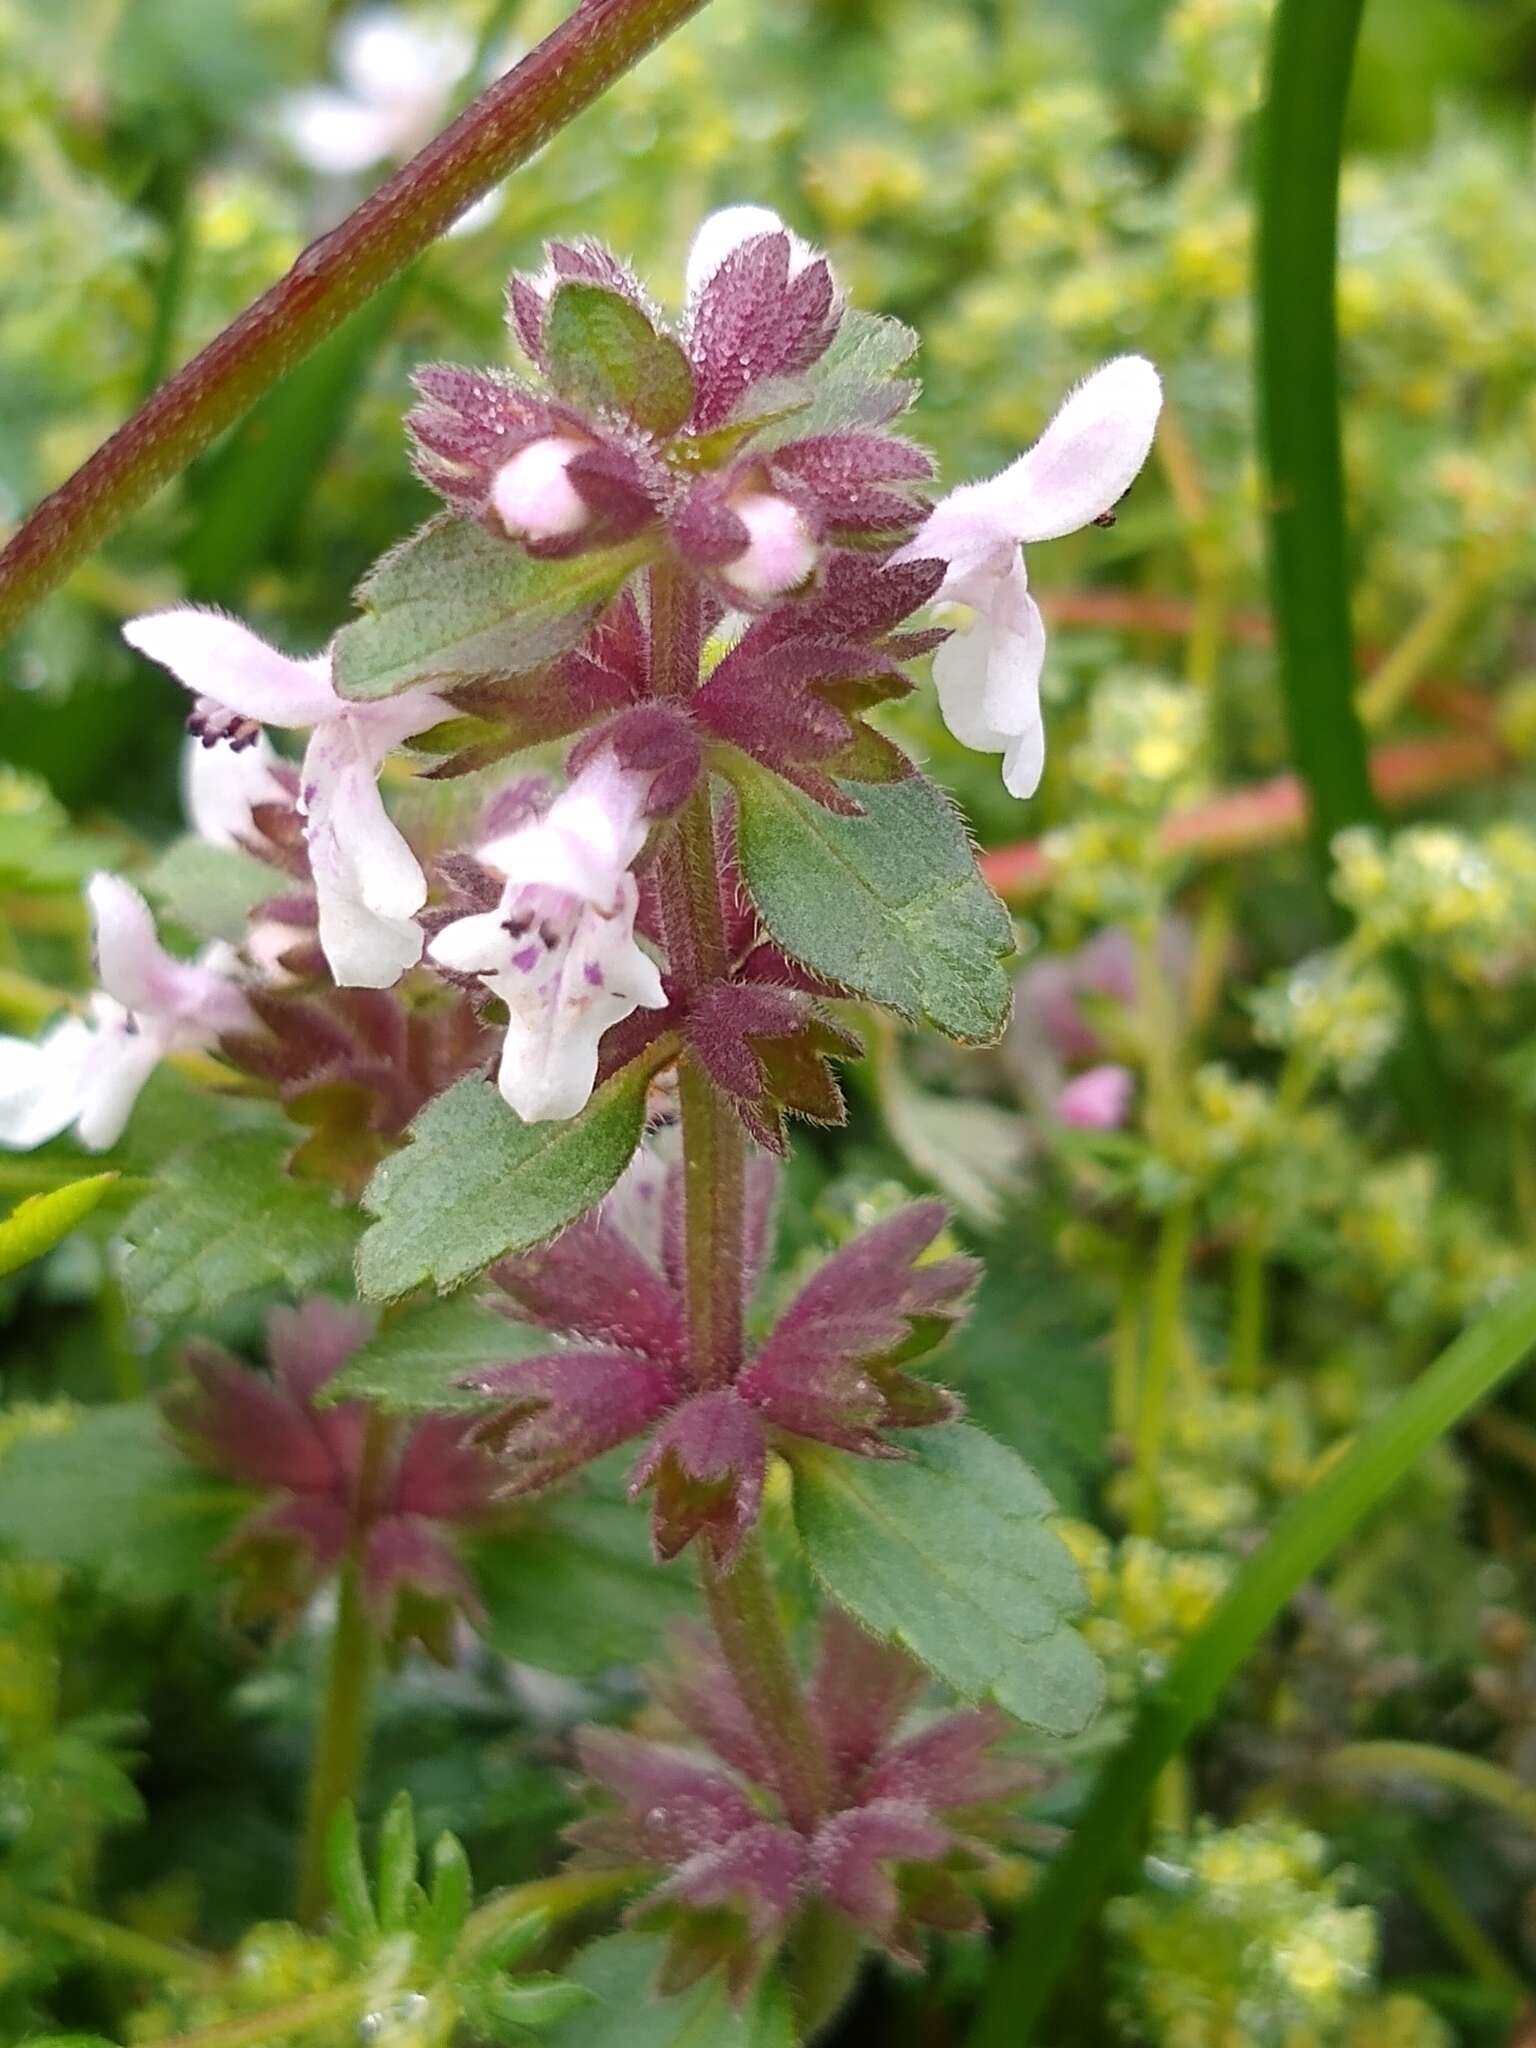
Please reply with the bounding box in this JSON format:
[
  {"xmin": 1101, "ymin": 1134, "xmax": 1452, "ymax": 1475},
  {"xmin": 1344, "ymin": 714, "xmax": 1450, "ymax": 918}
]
[
  {"xmin": 1256, "ymin": 0, "xmax": 1373, "ymax": 869},
  {"xmin": 965, "ymin": 1270, "xmax": 1536, "ymax": 2045}
]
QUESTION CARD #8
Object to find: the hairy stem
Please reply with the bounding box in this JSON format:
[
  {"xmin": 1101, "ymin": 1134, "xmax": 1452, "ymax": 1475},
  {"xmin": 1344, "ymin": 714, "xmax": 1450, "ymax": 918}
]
[
  {"xmin": 295, "ymin": 1412, "xmax": 395, "ymax": 1924},
  {"xmin": 0, "ymin": 0, "xmax": 715, "ymax": 641},
  {"xmin": 700, "ymin": 1540, "xmax": 832, "ymax": 1837},
  {"xmin": 645, "ymin": 561, "xmax": 833, "ymax": 1837}
]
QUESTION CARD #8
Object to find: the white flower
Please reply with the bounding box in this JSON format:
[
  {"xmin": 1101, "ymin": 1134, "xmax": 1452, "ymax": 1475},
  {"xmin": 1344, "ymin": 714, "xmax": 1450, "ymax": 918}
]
[
  {"xmin": 182, "ymin": 730, "xmax": 285, "ymax": 848},
  {"xmin": 894, "ymin": 355, "xmax": 1163, "ymax": 798},
  {"xmin": 124, "ymin": 608, "xmax": 448, "ymax": 990},
  {"xmin": 282, "ymin": 8, "xmax": 473, "ymax": 176},
  {"xmin": 281, "ymin": 7, "xmax": 500, "ymax": 234},
  {"xmin": 718, "ymin": 491, "xmax": 819, "ymax": 602},
  {"xmin": 428, "ymin": 752, "xmax": 666, "ymax": 1124},
  {"xmin": 491, "ymin": 436, "xmax": 592, "ymax": 543},
  {"xmin": 0, "ymin": 875, "xmax": 254, "ymax": 1153},
  {"xmin": 684, "ymin": 204, "xmax": 819, "ymax": 302}
]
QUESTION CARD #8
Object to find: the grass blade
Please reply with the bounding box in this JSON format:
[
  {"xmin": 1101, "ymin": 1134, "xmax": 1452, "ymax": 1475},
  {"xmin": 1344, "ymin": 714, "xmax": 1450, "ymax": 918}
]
[{"xmin": 966, "ymin": 1270, "xmax": 1536, "ymax": 2045}]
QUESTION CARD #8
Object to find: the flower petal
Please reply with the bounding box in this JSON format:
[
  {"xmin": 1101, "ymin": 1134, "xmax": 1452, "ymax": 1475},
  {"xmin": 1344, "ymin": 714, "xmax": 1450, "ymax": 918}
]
[
  {"xmin": 990, "ymin": 355, "xmax": 1162, "ymax": 544},
  {"xmin": 428, "ymin": 910, "xmax": 511, "ymax": 977},
  {"xmin": 930, "ymin": 558, "xmax": 1048, "ymax": 798},
  {"xmin": 88, "ymin": 875, "xmax": 253, "ymax": 1040},
  {"xmin": 300, "ymin": 727, "xmax": 427, "ymax": 988},
  {"xmin": 123, "ymin": 608, "xmax": 339, "ymax": 729},
  {"xmin": 0, "ymin": 1018, "xmax": 95, "ymax": 1150},
  {"xmin": 685, "ymin": 205, "xmax": 811, "ymax": 301},
  {"xmin": 182, "ymin": 733, "xmax": 286, "ymax": 847},
  {"xmin": 73, "ymin": 1012, "xmax": 164, "ymax": 1152}
]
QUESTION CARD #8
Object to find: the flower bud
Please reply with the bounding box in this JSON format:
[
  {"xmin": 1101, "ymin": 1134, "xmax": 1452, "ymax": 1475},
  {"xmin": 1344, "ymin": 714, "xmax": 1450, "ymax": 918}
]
[
  {"xmin": 490, "ymin": 436, "xmax": 592, "ymax": 543},
  {"xmin": 719, "ymin": 492, "xmax": 818, "ymax": 601},
  {"xmin": 1057, "ymin": 1062, "xmax": 1135, "ymax": 1130}
]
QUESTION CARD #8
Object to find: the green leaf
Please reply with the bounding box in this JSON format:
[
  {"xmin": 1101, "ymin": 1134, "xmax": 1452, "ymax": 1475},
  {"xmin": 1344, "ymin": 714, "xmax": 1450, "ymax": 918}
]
[
  {"xmin": 333, "ymin": 514, "xmax": 646, "ymax": 701},
  {"xmin": 0, "ymin": 1403, "xmax": 242, "ymax": 1601},
  {"xmin": 320, "ymin": 1293, "xmax": 547, "ymax": 1413},
  {"xmin": 473, "ymin": 1481, "xmax": 698, "ymax": 1678},
  {"xmin": 545, "ymin": 1935, "xmax": 794, "ymax": 2048},
  {"xmin": 0, "ymin": 1173, "xmax": 117, "ymax": 1279},
  {"xmin": 750, "ymin": 307, "xmax": 919, "ymax": 450},
  {"xmin": 375, "ymin": 1791, "xmax": 418, "ymax": 1936},
  {"xmin": 356, "ymin": 1067, "xmax": 651, "ymax": 1300},
  {"xmin": 789, "ymin": 1424, "xmax": 1103, "ymax": 1738},
  {"xmin": 120, "ymin": 1130, "xmax": 360, "ymax": 1321},
  {"xmin": 726, "ymin": 759, "xmax": 1014, "ymax": 1043},
  {"xmin": 945, "ymin": 1215, "xmax": 1111, "ymax": 1519},
  {"xmin": 144, "ymin": 835, "xmax": 287, "ymax": 942},
  {"xmin": 544, "ymin": 282, "xmax": 694, "ymax": 436},
  {"xmin": 326, "ymin": 1805, "xmax": 378, "ymax": 1947}
]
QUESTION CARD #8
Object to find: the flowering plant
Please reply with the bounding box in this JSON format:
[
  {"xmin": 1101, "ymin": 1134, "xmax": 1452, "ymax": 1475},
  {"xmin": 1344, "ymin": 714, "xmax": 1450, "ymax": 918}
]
[{"xmin": 5, "ymin": 4, "xmax": 1536, "ymax": 2047}]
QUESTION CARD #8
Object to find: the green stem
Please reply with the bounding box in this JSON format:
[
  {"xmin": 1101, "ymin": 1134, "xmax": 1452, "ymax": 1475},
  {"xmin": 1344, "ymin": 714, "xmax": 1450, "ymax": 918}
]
[
  {"xmin": 1229, "ymin": 1231, "xmax": 1267, "ymax": 1394},
  {"xmin": 0, "ymin": 0, "xmax": 716, "ymax": 641},
  {"xmin": 139, "ymin": 1982, "xmax": 363, "ymax": 2048},
  {"xmin": 295, "ymin": 1559, "xmax": 378, "ymax": 1925},
  {"xmin": 700, "ymin": 1539, "xmax": 833, "ymax": 1838},
  {"xmin": 1110, "ymin": 1266, "xmax": 1143, "ymax": 1444},
  {"xmin": 455, "ymin": 1866, "xmax": 644, "ymax": 1964},
  {"xmin": 295, "ymin": 1412, "xmax": 395, "ymax": 1924},
  {"xmin": 965, "ymin": 1269, "xmax": 1536, "ymax": 2047},
  {"xmin": 1324, "ymin": 1740, "xmax": 1536, "ymax": 1834},
  {"xmin": 784, "ymin": 1897, "xmax": 865, "ymax": 2041},
  {"xmin": 1130, "ymin": 1200, "xmax": 1195, "ymax": 1538},
  {"xmin": 13, "ymin": 1895, "xmax": 216, "ymax": 1983},
  {"xmin": 1403, "ymin": 1848, "xmax": 1526, "ymax": 2002}
]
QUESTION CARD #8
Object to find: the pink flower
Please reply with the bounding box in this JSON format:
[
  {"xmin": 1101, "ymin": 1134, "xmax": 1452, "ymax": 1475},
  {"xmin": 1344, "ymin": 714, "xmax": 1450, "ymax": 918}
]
[
  {"xmin": 124, "ymin": 609, "xmax": 449, "ymax": 989},
  {"xmin": 168, "ymin": 1297, "xmax": 501, "ymax": 1646},
  {"xmin": 894, "ymin": 357, "xmax": 1162, "ymax": 797},
  {"xmin": 427, "ymin": 750, "xmax": 667, "ymax": 1123},
  {"xmin": 1056, "ymin": 1062, "xmax": 1135, "ymax": 1131},
  {"xmin": 570, "ymin": 1613, "xmax": 1034, "ymax": 1996},
  {"xmin": 0, "ymin": 874, "xmax": 253, "ymax": 1153}
]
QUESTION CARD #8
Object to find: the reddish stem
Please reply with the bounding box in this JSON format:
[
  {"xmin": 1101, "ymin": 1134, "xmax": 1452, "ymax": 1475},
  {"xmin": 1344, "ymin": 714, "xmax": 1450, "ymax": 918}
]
[
  {"xmin": 981, "ymin": 729, "xmax": 1510, "ymax": 904},
  {"xmin": 0, "ymin": 0, "xmax": 714, "ymax": 642},
  {"xmin": 644, "ymin": 561, "xmax": 831, "ymax": 1832}
]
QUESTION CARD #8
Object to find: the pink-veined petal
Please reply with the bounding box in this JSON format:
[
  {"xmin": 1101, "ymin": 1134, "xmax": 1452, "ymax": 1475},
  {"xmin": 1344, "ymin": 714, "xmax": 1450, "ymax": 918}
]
[
  {"xmin": 123, "ymin": 609, "xmax": 338, "ymax": 729},
  {"xmin": 493, "ymin": 883, "xmax": 665, "ymax": 1124},
  {"xmin": 988, "ymin": 355, "xmax": 1162, "ymax": 543}
]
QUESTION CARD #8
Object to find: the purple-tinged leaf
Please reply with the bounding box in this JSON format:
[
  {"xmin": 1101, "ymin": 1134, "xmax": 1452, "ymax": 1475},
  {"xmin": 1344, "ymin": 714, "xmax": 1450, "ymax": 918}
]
[{"xmin": 467, "ymin": 1348, "xmax": 681, "ymax": 1494}]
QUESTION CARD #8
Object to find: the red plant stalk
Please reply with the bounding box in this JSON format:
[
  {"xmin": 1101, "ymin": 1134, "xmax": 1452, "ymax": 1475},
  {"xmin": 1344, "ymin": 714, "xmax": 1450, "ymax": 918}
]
[
  {"xmin": 0, "ymin": 0, "xmax": 715, "ymax": 643},
  {"xmin": 981, "ymin": 729, "xmax": 1509, "ymax": 904},
  {"xmin": 645, "ymin": 562, "xmax": 834, "ymax": 1840}
]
